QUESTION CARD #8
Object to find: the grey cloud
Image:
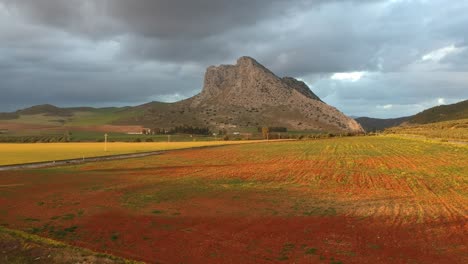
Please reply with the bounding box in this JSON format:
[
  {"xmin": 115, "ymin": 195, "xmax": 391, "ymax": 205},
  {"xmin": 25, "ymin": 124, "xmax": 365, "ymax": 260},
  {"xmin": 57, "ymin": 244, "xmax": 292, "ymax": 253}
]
[
  {"xmin": 309, "ymin": 71, "xmax": 468, "ymax": 118},
  {"xmin": 0, "ymin": 0, "xmax": 467, "ymax": 118}
]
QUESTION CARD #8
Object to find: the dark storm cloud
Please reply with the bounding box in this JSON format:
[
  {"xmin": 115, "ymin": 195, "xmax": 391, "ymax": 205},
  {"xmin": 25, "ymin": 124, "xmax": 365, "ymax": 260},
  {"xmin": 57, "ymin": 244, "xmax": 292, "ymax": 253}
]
[
  {"xmin": 2, "ymin": 0, "xmax": 381, "ymax": 64},
  {"xmin": 0, "ymin": 0, "xmax": 467, "ymax": 117},
  {"xmin": 3, "ymin": 0, "xmax": 309, "ymax": 39}
]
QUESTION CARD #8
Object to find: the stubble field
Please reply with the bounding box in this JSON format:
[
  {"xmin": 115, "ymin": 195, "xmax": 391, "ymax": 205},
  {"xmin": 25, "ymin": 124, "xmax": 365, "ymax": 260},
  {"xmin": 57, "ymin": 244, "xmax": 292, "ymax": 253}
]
[
  {"xmin": 0, "ymin": 137, "xmax": 466, "ymax": 263},
  {"xmin": 0, "ymin": 141, "xmax": 263, "ymax": 166}
]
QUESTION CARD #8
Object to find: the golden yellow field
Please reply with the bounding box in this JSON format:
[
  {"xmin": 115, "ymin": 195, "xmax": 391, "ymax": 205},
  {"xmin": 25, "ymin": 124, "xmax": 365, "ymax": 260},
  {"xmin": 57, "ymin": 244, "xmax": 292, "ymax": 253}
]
[{"xmin": 0, "ymin": 141, "xmax": 265, "ymax": 166}]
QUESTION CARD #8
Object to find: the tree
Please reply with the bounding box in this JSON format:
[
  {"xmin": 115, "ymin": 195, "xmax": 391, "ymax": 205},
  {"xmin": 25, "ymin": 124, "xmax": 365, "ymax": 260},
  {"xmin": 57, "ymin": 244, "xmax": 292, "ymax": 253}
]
[
  {"xmin": 169, "ymin": 125, "xmax": 211, "ymax": 135},
  {"xmin": 262, "ymin": 127, "xmax": 270, "ymax": 140}
]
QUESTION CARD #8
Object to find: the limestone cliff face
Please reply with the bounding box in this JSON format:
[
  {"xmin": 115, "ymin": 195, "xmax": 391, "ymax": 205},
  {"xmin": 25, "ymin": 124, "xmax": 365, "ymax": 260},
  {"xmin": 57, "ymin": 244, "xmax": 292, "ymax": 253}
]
[
  {"xmin": 189, "ymin": 56, "xmax": 363, "ymax": 133},
  {"xmin": 281, "ymin": 77, "xmax": 322, "ymax": 102},
  {"xmin": 195, "ymin": 56, "xmax": 292, "ymax": 107}
]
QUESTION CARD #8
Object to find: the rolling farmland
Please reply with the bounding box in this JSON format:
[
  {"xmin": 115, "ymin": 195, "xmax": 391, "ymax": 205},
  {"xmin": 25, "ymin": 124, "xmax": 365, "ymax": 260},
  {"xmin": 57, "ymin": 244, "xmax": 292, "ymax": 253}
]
[{"xmin": 0, "ymin": 137, "xmax": 467, "ymax": 263}]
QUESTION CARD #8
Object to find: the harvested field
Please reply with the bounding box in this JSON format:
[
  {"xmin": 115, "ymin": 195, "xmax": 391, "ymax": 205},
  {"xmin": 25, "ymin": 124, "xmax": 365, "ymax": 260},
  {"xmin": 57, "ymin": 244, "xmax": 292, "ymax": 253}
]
[
  {"xmin": 0, "ymin": 137, "xmax": 466, "ymax": 263},
  {"xmin": 0, "ymin": 141, "xmax": 264, "ymax": 166}
]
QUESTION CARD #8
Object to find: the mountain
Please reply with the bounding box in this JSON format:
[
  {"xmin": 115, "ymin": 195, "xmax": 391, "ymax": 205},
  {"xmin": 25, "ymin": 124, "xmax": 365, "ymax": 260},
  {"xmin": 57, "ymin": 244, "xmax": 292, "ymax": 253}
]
[
  {"xmin": 116, "ymin": 56, "xmax": 363, "ymax": 133},
  {"xmin": 0, "ymin": 56, "xmax": 363, "ymax": 134},
  {"xmin": 354, "ymin": 99, "xmax": 468, "ymax": 132},
  {"xmin": 355, "ymin": 116, "xmax": 411, "ymax": 132}
]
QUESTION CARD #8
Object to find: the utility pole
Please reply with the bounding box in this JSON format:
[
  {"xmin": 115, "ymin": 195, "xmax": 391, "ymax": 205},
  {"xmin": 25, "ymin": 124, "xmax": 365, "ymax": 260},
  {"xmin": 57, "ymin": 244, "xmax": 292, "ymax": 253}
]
[{"xmin": 104, "ymin": 133, "xmax": 108, "ymax": 152}]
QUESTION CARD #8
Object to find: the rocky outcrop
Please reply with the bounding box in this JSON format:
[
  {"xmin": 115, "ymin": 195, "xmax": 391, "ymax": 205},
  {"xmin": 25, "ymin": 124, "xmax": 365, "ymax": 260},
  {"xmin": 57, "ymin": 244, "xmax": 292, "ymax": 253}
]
[{"xmin": 189, "ymin": 56, "xmax": 363, "ymax": 133}]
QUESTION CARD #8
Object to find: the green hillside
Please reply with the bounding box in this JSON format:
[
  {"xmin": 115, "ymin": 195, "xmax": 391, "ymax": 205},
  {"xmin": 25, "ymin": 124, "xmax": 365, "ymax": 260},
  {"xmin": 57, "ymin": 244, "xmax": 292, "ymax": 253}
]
[
  {"xmin": 409, "ymin": 99, "xmax": 468, "ymax": 124},
  {"xmin": 355, "ymin": 99, "xmax": 468, "ymax": 132}
]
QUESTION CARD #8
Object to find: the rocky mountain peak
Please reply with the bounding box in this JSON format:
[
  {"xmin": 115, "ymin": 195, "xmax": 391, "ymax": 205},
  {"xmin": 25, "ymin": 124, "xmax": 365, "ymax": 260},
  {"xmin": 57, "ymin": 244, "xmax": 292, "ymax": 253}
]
[
  {"xmin": 190, "ymin": 56, "xmax": 363, "ymax": 133},
  {"xmin": 201, "ymin": 56, "xmax": 307, "ymax": 103},
  {"xmin": 236, "ymin": 56, "xmax": 258, "ymax": 66},
  {"xmin": 236, "ymin": 56, "xmax": 269, "ymax": 71}
]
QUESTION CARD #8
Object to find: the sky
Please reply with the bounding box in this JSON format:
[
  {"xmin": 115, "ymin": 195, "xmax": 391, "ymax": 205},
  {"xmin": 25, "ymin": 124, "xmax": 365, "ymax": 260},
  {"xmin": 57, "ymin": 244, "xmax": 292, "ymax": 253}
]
[{"xmin": 0, "ymin": 0, "xmax": 467, "ymax": 118}]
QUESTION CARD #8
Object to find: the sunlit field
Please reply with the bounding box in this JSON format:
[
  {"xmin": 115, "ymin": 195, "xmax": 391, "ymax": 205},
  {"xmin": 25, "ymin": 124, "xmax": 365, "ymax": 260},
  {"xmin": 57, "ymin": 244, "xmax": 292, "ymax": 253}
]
[
  {"xmin": 0, "ymin": 136, "xmax": 466, "ymax": 263},
  {"xmin": 385, "ymin": 118, "xmax": 468, "ymax": 141},
  {"xmin": 0, "ymin": 141, "xmax": 265, "ymax": 166}
]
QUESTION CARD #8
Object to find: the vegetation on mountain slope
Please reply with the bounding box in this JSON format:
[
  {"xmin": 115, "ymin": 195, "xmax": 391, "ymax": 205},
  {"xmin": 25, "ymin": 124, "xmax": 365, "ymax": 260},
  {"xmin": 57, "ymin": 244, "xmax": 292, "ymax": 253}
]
[
  {"xmin": 355, "ymin": 99, "xmax": 468, "ymax": 132},
  {"xmin": 408, "ymin": 99, "xmax": 468, "ymax": 124}
]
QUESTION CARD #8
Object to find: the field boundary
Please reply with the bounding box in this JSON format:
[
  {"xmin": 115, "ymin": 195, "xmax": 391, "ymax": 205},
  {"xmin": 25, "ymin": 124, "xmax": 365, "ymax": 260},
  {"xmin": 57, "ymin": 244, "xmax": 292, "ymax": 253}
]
[
  {"xmin": 0, "ymin": 225, "xmax": 143, "ymax": 263},
  {"xmin": 0, "ymin": 140, "xmax": 292, "ymax": 171},
  {"xmin": 383, "ymin": 134, "xmax": 468, "ymax": 146}
]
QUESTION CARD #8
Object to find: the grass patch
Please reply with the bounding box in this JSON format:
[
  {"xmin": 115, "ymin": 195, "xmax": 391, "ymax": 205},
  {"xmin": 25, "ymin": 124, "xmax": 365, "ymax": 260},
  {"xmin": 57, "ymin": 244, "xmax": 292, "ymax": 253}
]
[
  {"xmin": 63, "ymin": 226, "xmax": 78, "ymax": 233},
  {"xmin": 28, "ymin": 223, "xmax": 78, "ymax": 240},
  {"xmin": 304, "ymin": 247, "xmax": 317, "ymax": 255},
  {"xmin": 121, "ymin": 178, "xmax": 265, "ymax": 208},
  {"xmin": 367, "ymin": 243, "xmax": 380, "ymax": 249},
  {"xmin": 111, "ymin": 232, "xmax": 119, "ymax": 241},
  {"xmin": 303, "ymin": 207, "xmax": 337, "ymax": 216},
  {"xmin": 49, "ymin": 225, "xmax": 77, "ymax": 239},
  {"xmin": 277, "ymin": 243, "xmax": 295, "ymax": 261},
  {"xmin": 61, "ymin": 213, "xmax": 75, "ymax": 220},
  {"xmin": 23, "ymin": 217, "xmax": 40, "ymax": 222},
  {"xmin": 0, "ymin": 225, "xmax": 142, "ymax": 263},
  {"xmin": 336, "ymin": 250, "xmax": 356, "ymax": 256}
]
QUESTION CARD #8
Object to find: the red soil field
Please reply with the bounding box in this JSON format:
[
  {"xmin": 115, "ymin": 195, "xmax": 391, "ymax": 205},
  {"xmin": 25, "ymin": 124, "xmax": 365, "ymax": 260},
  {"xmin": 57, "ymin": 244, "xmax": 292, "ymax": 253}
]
[{"xmin": 0, "ymin": 137, "xmax": 466, "ymax": 263}]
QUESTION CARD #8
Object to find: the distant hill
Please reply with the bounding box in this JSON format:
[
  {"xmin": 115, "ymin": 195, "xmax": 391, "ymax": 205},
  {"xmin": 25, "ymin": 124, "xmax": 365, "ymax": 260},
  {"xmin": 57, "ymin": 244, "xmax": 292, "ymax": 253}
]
[
  {"xmin": 355, "ymin": 99, "xmax": 468, "ymax": 132},
  {"xmin": 16, "ymin": 104, "xmax": 74, "ymax": 117},
  {"xmin": 0, "ymin": 56, "xmax": 363, "ymax": 134},
  {"xmin": 408, "ymin": 99, "xmax": 468, "ymax": 124},
  {"xmin": 355, "ymin": 116, "xmax": 411, "ymax": 132}
]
